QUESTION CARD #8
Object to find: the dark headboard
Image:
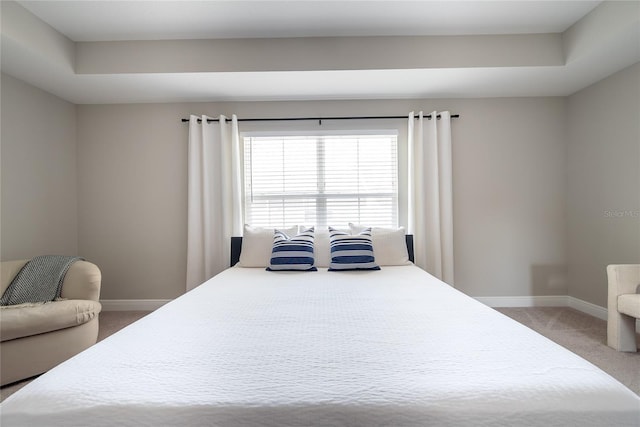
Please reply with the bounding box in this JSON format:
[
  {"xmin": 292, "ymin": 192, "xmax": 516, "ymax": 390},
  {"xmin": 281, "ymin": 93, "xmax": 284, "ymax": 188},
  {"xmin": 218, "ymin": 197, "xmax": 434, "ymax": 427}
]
[
  {"xmin": 230, "ymin": 236, "xmax": 244, "ymax": 267},
  {"xmin": 230, "ymin": 234, "xmax": 415, "ymax": 267}
]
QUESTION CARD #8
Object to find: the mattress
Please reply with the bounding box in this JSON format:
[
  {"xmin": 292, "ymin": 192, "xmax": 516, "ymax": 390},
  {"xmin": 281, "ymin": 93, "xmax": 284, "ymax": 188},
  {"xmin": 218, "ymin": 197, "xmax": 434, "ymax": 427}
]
[{"xmin": 2, "ymin": 266, "xmax": 639, "ymax": 426}]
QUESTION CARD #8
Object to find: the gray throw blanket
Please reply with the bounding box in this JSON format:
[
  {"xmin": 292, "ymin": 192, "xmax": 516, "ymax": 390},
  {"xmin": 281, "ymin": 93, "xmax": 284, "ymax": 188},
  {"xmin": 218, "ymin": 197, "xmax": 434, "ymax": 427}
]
[{"xmin": 0, "ymin": 255, "xmax": 83, "ymax": 306}]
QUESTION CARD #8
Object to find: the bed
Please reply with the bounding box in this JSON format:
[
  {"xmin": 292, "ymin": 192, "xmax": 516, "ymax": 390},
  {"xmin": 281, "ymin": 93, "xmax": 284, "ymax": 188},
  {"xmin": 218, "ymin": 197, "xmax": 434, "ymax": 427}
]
[{"xmin": 2, "ymin": 235, "xmax": 639, "ymax": 426}]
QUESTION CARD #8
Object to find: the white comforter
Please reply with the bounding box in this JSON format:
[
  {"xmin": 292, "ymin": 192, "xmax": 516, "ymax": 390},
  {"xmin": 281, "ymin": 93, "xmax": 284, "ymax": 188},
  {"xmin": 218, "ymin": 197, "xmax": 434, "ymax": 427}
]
[{"xmin": 2, "ymin": 266, "xmax": 639, "ymax": 426}]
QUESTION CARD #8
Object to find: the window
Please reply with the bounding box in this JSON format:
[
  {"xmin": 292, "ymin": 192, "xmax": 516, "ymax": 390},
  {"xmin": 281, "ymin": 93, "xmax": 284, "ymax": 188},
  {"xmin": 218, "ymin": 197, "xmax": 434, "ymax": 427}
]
[{"xmin": 243, "ymin": 133, "xmax": 398, "ymax": 229}]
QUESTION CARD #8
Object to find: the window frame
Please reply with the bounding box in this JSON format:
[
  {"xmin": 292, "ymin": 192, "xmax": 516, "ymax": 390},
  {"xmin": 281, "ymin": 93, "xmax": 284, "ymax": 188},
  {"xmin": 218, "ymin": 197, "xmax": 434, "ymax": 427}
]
[{"xmin": 241, "ymin": 129, "xmax": 400, "ymax": 229}]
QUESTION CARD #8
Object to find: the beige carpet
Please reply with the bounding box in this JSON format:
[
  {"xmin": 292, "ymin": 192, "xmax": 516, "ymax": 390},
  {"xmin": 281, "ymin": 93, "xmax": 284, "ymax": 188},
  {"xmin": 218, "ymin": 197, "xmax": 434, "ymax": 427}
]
[
  {"xmin": 496, "ymin": 307, "xmax": 639, "ymax": 396},
  {"xmin": 2, "ymin": 307, "xmax": 639, "ymax": 403}
]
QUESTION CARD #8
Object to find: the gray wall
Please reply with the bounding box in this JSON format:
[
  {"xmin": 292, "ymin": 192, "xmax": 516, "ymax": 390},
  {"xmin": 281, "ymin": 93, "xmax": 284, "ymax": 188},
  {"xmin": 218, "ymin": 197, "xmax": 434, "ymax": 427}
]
[
  {"xmin": 567, "ymin": 63, "xmax": 640, "ymax": 307},
  {"xmin": 1, "ymin": 73, "xmax": 78, "ymax": 260},
  {"xmin": 76, "ymin": 104, "xmax": 190, "ymax": 299},
  {"xmin": 76, "ymin": 97, "xmax": 567, "ymax": 300},
  {"xmin": 12, "ymin": 67, "xmax": 638, "ymax": 306}
]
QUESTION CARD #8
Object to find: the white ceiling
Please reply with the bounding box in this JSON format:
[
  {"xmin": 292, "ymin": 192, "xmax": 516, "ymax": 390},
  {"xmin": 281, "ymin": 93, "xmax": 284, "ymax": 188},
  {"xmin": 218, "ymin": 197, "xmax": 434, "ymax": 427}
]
[
  {"xmin": 18, "ymin": 1, "xmax": 601, "ymax": 41},
  {"xmin": 2, "ymin": 0, "xmax": 639, "ymax": 104}
]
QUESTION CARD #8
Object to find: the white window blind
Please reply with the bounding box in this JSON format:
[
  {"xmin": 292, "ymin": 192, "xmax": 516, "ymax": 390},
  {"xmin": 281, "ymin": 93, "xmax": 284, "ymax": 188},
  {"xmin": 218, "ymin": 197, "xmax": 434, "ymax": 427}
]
[{"xmin": 243, "ymin": 133, "xmax": 398, "ymax": 229}]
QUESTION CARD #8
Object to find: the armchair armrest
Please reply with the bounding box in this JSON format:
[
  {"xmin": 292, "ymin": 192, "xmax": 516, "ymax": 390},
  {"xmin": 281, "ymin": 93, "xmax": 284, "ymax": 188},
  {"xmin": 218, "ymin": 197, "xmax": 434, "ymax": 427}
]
[
  {"xmin": 1, "ymin": 260, "xmax": 29, "ymax": 296},
  {"xmin": 60, "ymin": 260, "xmax": 102, "ymax": 302},
  {"xmin": 607, "ymin": 265, "xmax": 640, "ymax": 298}
]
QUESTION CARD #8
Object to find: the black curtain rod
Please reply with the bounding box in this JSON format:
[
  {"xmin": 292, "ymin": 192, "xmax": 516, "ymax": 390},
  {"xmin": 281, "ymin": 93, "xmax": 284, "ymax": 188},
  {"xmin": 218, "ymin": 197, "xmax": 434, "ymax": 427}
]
[{"xmin": 180, "ymin": 114, "xmax": 459, "ymax": 124}]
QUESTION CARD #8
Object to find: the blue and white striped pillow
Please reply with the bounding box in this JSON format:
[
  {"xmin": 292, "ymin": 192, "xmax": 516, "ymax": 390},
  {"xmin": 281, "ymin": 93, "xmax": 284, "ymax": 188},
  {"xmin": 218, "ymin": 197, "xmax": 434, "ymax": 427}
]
[
  {"xmin": 328, "ymin": 227, "xmax": 380, "ymax": 271},
  {"xmin": 266, "ymin": 227, "xmax": 317, "ymax": 271}
]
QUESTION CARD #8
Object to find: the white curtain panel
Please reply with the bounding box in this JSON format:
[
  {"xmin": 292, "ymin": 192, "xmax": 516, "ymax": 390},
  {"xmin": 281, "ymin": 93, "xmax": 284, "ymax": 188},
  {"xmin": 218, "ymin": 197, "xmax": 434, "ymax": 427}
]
[
  {"xmin": 408, "ymin": 111, "xmax": 454, "ymax": 285},
  {"xmin": 186, "ymin": 115, "xmax": 242, "ymax": 291}
]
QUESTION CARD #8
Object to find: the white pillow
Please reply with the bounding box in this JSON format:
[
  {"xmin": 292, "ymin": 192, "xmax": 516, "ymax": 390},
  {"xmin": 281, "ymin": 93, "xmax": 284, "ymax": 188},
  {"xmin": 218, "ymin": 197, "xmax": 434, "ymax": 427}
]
[
  {"xmin": 237, "ymin": 225, "xmax": 298, "ymax": 267},
  {"xmin": 348, "ymin": 223, "xmax": 412, "ymax": 266},
  {"xmin": 314, "ymin": 229, "xmax": 331, "ymax": 268},
  {"xmin": 311, "ymin": 226, "xmax": 350, "ymax": 268}
]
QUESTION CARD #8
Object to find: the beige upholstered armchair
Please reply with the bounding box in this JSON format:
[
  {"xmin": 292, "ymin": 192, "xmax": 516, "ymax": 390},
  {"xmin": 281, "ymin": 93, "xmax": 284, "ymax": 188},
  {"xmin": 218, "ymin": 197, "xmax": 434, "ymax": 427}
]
[
  {"xmin": 607, "ymin": 264, "xmax": 640, "ymax": 352},
  {"xmin": 0, "ymin": 259, "xmax": 102, "ymax": 386}
]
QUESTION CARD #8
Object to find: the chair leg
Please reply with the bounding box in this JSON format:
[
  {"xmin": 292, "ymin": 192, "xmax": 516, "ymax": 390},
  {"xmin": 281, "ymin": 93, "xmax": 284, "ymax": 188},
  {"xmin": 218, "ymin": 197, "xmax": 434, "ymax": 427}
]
[{"xmin": 608, "ymin": 312, "xmax": 638, "ymax": 352}]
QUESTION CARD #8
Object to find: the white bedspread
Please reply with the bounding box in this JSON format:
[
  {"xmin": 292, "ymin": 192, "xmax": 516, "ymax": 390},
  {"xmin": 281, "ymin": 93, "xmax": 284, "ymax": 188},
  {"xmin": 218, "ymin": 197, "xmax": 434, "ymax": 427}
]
[{"xmin": 2, "ymin": 266, "xmax": 639, "ymax": 426}]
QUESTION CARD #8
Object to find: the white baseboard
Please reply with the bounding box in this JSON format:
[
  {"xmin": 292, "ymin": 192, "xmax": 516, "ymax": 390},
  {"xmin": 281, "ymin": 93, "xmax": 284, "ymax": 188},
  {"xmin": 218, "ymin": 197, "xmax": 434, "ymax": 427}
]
[
  {"xmin": 474, "ymin": 295, "xmax": 568, "ymax": 308},
  {"xmin": 567, "ymin": 296, "xmax": 607, "ymax": 321},
  {"xmin": 100, "ymin": 299, "xmax": 170, "ymax": 311},
  {"xmin": 476, "ymin": 295, "xmax": 640, "ymax": 330}
]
